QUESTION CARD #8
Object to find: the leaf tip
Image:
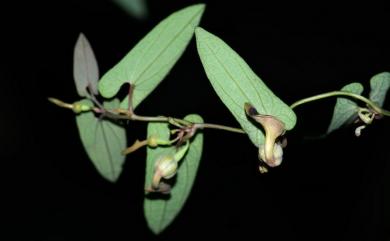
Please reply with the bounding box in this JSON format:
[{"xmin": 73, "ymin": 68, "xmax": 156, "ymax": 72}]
[
  {"xmin": 77, "ymin": 32, "xmax": 86, "ymax": 41},
  {"xmin": 195, "ymin": 27, "xmax": 212, "ymax": 51},
  {"xmin": 74, "ymin": 32, "xmax": 100, "ymax": 96},
  {"xmin": 186, "ymin": 3, "xmax": 206, "ymax": 14},
  {"xmin": 195, "ymin": 26, "xmax": 207, "ymax": 38},
  {"xmin": 198, "ymin": 3, "xmax": 206, "ymax": 13},
  {"xmin": 75, "ymin": 33, "xmax": 90, "ymax": 51}
]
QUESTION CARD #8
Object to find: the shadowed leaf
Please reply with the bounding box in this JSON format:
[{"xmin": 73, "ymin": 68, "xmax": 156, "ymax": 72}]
[
  {"xmin": 73, "ymin": 33, "xmax": 99, "ymax": 96},
  {"xmin": 369, "ymin": 72, "xmax": 390, "ymax": 107},
  {"xmin": 327, "ymin": 83, "xmax": 363, "ymax": 134},
  {"xmin": 114, "ymin": 0, "xmax": 148, "ymax": 19},
  {"xmin": 76, "ymin": 99, "xmax": 126, "ymax": 182}
]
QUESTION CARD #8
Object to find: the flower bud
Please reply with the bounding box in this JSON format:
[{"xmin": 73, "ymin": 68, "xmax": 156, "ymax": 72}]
[
  {"xmin": 154, "ymin": 155, "xmax": 178, "ymax": 179},
  {"xmin": 355, "ymin": 125, "xmax": 366, "ymax": 137},
  {"xmin": 72, "ymin": 102, "xmax": 91, "ymax": 113},
  {"xmin": 358, "ymin": 108, "xmax": 374, "ymax": 125},
  {"xmin": 258, "ymin": 143, "xmax": 283, "ymax": 167},
  {"xmin": 152, "ymin": 155, "xmax": 178, "ymax": 189},
  {"xmin": 147, "ymin": 135, "xmax": 159, "ymax": 147}
]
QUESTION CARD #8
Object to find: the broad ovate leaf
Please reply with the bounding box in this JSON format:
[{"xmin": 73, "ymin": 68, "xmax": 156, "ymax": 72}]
[
  {"xmin": 73, "ymin": 33, "xmax": 99, "ymax": 96},
  {"xmin": 369, "ymin": 72, "xmax": 390, "ymax": 107},
  {"xmin": 76, "ymin": 99, "xmax": 127, "ymax": 182},
  {"xmin": 195, "ymin": 27, "xmax": 296, "ymax": 147},
  {"xmin": 99, "ymin": 4, "xmax": 205, "ymax": 110},
  {"xmin": 327, "ymin": 83, "xmax": 364, "ymax": 134},
  {"xmin": 114, "ymin": 0, "xmax": 148, "ymax": 19},
  {"xmin": 144, "ymin": 114, "xmax": 203, "ymax": 234}
]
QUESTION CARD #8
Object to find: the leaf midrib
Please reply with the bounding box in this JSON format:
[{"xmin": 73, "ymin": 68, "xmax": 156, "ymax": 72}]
[{"xmin": 204, "ymin": 40, "xmax": 254, "ymax": 111}]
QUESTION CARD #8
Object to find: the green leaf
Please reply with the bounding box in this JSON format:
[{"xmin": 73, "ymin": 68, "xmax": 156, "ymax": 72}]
[
  {"xmin": 195, "ymin": 27, "xmax": 296, "ymax": 147},
  {"xmin": 75, "ymin": 99, "xmax": 127, "ymax": 182},
  {"xmin": 327, "ymin": 83, "xmax": 364, "ymax": 134},
  {"xmin": 113, "ymin": 0, "xmax": 148, "ymax": 19},
  {"xmin": 73, "ymin": 33, "xmax": 99, "ymax": 96},
  {"xmin": 369, "ymin": 72, "xmax": 390, "ymax": 107},
  {"xmin": 99, "ymin": 4, "xmax": 205, "ymax": 110},
  {"xmin": 144, "ymin": 114, "xmax": 204, "ymax": 234}
]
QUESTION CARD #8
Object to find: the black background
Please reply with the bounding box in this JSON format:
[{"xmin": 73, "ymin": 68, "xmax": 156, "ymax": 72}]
[{"xmin": 2, "ymin": 1, "xmax": 390, "ymax": 240}]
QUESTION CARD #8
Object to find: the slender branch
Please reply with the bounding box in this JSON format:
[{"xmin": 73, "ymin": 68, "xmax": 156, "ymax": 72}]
[
  {"xmin": 52, "ymin": 89, "xmax": 389, "ymax": 136},
  {"xmin": 50, "ymin": 88, "xmax": 390, "ymax": 137},
  {"xmin": 290, "ymin": 90, "xmax": 390, "ymax": 116},
  {"xmin": 194, "ymin": 123, "xmax": 246, "ymax": 133},
  {"xmin": 106, "ymin": 108, "xmax": 246, "ymax": 134},
  {"xmin": 379, "ymin": 109, "xmax": 390, "ymax": 116},
  {"xmin": 48, "ymin": 97, "xmax": 74, "ymax": 109},
  {"xmin": 131, "ymin": 114, "xmax": 169, "ymax": 122}
]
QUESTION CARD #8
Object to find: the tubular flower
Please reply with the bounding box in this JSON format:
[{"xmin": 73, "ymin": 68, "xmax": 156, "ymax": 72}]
[
  {"xmin": 245, "ymin": 103, "xmax": 286, "ymax": 168},
  {"xmin": 152, "ymin": 155, "xmax": 178, "ymax": 189}
]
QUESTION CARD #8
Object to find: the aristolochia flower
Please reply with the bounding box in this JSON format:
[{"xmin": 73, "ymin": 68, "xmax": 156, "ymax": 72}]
[
  {"xmin": 152, "ymin": 155, "xmax": 178, "ymax": 189},
  {"xmin": 245, "ymin": 103, "xmax": 286, "ymax": 168}
]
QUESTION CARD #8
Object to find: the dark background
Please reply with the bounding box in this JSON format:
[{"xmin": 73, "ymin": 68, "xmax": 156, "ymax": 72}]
[{"xmin": 2, "ymin": 1, "xmax": 389, "ymax": 240}]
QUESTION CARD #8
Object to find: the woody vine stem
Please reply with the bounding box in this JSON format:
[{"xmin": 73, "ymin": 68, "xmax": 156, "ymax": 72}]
[
  {"xmin": 290, "ymin": 91, "xmax": 390, "ymax": 116},
  {"xmin": 49, "ymin": 89, "xmax": 390, "ymax": 135}
]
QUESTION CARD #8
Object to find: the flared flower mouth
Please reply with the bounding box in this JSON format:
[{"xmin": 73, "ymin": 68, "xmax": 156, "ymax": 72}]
[{"xmin": 245, "ymin": 103, "xmax": 286, "ymax": 168}]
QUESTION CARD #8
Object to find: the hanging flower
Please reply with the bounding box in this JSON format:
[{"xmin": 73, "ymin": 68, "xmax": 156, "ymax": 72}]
[{"xmin": 245, "ymin": 103, "xmax": 286, "ymax": 169}]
